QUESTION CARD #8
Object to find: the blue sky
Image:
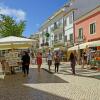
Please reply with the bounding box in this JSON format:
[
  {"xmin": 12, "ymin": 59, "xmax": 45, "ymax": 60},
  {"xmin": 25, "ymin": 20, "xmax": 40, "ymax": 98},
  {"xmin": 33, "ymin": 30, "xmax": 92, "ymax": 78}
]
[{"xmin": 0, "ymin": 0, "xmax": 69, "ymax": 37}]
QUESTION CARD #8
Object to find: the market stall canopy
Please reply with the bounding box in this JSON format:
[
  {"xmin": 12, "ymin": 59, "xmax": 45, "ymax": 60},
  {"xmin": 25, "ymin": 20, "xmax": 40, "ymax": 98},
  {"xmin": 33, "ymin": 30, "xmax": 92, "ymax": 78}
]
[
  {"xmin": 0, "ymin": 36, "xmax": 35, "ymax": 50},
  {"xmin": 68, "ymin": 40, "xmax": 100, "ymax": 51},
  {"xmin": 68, "ymin": 45, "xmax": 78, "ymax": 51},
  {"xmin": 88, "ymin": 40, "xmax": 100, "ymax": 47}
]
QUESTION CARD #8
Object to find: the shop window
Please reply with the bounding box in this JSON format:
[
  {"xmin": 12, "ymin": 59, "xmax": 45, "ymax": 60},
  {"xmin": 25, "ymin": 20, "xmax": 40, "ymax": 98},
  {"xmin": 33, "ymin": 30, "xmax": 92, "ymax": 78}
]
[{"xmin": 90, "ymin": 23, "xmax": 96, "ymax": 34}]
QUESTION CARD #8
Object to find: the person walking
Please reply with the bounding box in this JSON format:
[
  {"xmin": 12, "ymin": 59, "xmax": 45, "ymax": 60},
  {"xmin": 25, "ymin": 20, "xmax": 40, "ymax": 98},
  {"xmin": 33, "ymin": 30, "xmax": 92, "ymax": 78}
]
[
  {"xmin": 69, "ymin": 52, "xmax": 76, "ymax": 75},
  {"xmin": 36, "ymin": 52, "xmax": 42, "ymax": 72},
  {"xmin": 21, "ymin": 51, "xmax": 30, "ymax": 77},
  {"xmin": 46, "ymin": 50, "xmax": 53, "ymax": 71},
  {"xmin": 54, "ymin": 52, "xmax": 60, "ymax": 73}
]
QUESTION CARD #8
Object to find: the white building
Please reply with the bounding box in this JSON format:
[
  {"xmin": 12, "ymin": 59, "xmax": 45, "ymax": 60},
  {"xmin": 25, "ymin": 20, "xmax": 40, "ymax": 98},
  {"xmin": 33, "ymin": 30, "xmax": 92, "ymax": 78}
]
[{"xmin": 39, "ymin": 0, "xmax": 77, "ymax": 50}]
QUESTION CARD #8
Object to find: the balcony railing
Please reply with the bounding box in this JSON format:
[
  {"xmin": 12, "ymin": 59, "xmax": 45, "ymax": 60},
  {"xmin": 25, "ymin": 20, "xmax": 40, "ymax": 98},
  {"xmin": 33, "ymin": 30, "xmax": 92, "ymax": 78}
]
[
  {"xmin": 67, "ymin": 40, "xmax": 74, "ymax": 47},
  {"xmin": 41, "ymin": 42, "xmax": 49, "ymax": 46},
  {"xmin": 54, "ymin": 39, "xmax": 63, "ymax": 43},
  {"xmin": 51, "ymin": 24, "xmax": 63, "ymax": 32}
]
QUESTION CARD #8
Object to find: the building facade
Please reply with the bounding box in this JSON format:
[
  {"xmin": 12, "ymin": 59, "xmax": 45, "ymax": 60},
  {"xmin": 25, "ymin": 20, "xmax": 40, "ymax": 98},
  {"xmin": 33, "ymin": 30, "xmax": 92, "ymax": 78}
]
[
  {"xmin": 30, "ymin": 32, "xmax": 40, "ymax": 54},
  {"xmin": 38, "ymin": 0, "xmax": 100, "ymax": 54},
  {"xmin": 39, "ymin": 8, "xmax": 67, "ymax": 51},
  {"xmin": 74, "ymin": 6, "xmax": 100, "ymax": 43}
]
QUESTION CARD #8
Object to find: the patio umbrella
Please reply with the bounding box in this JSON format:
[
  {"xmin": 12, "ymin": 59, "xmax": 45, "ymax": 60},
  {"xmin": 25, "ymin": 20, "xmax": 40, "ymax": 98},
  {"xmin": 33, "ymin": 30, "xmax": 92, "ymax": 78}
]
[{"xmin": 0, "ymin": 36, "xmax": 35, "ymax": 50}]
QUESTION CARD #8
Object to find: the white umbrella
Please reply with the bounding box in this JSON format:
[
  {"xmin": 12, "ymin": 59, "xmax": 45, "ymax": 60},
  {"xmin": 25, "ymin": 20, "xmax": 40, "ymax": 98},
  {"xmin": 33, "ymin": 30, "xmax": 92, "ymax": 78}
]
[{"xmin": 0, "ymin": 36, "xmax": 35, "ymax": 50}]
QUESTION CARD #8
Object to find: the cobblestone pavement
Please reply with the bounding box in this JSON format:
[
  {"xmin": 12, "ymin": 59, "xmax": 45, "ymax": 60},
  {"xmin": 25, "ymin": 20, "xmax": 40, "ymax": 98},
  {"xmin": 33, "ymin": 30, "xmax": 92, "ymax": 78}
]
[{"xmin": 0, "ymin": 62, "xmax": 100, "ymax": 100}]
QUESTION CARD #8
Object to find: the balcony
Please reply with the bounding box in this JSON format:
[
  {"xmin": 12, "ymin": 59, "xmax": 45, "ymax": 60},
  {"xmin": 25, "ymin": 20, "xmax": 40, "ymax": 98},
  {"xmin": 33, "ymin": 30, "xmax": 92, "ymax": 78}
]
[
  {"xmin": 67, "ymin": 40, "xmax": 74, "ymax": 48},
  {"xmin": 75, "ymin": 36, "xmax": 86, "ymax": 45},
  {"xmin": 41, "ymin": 42, "xmax": 49, "ymax": 47},
  {"xmin": 52, "ymin": 25, "xmax": 63, "ymax": 34},
  {"xmin": 53, "ymin": 40, "xmax": 64, "ymax": 47}
]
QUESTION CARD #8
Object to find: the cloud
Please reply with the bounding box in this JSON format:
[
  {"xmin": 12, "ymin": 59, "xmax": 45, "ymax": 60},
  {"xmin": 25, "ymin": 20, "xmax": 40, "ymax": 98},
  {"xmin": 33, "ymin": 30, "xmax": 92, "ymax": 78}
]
[{"xmin": 0, "ymin": 4, "xmax": 26, "ymax": 21}]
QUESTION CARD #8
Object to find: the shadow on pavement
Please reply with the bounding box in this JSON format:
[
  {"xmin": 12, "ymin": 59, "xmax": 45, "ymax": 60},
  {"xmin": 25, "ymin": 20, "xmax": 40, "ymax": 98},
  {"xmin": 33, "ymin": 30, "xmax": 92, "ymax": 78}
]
[
  {"xmin": 28, "ymin": 68, "xmax": 68, "ymax": 83},
  {"xmin": 0, "ymin": 68, "xmax": 68, "ymax": 83},
  {"xmin": 59, "ymin": 69, "xmax": 100, "ymax": 80},
  {"xmin": 0, "ymin": 68, "xmax": 70, "ymax": 100}
]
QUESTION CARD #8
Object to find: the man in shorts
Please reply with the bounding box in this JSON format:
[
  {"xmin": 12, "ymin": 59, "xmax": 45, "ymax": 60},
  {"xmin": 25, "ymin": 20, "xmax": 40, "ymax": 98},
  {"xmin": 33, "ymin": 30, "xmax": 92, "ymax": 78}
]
[{"xmin": 46, "ymin": 50, "xmax": 52, "ymax": 71}]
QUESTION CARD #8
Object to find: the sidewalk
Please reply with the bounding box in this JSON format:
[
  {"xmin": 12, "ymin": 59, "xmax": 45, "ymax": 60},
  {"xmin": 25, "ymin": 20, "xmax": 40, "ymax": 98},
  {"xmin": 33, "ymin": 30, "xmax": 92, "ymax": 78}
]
[
  {"xmin": 43, "ymin": 62, "xmax": 100, "ymax": 79},
  {"xmin": 0, "ymin": 64, "xmax": 100, "ymax": 100}
]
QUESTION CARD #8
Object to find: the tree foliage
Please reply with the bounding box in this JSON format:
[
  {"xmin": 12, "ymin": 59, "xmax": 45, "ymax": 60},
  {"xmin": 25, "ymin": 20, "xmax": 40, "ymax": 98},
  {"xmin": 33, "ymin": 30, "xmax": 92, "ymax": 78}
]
[{"xmin": 0, "ymin": 14, "xmax": 26, "ymax": 37}]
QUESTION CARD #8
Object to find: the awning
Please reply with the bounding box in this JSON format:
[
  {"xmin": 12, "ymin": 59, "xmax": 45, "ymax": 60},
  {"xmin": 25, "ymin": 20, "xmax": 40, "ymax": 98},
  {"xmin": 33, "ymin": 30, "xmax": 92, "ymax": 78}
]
[
  {"xmin": 88, "ymin": 40, "xmax": 100, "ymax": 47},
  {"xmin": 68, "ymin": 40, "xmax": 100, "ymax": 51}
]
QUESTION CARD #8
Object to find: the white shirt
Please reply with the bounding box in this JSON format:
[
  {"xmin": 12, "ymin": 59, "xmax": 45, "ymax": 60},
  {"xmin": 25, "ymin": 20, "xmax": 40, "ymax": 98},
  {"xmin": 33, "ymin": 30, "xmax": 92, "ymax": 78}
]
[{"xmin": 47, "ymin": 53, "xmax": 52, "ymax": 60}]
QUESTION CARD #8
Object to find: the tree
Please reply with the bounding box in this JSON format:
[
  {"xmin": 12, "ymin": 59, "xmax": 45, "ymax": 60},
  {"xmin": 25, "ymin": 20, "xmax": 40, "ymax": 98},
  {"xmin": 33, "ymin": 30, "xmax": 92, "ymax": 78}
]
[{"xmin": 0, "ymin": 14, "xmax": 26, "ymax": 37}]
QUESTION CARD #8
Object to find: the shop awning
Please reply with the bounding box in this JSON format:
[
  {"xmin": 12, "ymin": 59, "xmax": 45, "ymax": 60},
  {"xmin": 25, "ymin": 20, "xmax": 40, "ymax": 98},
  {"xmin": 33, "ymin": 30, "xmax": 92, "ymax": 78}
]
[
  {"xmin": 88, "ymin": 40, "xmax": 100, "ymax": 47},
  {"xmin": 68, "ymin": 40, "xmax": 100, "ymax": 51}
]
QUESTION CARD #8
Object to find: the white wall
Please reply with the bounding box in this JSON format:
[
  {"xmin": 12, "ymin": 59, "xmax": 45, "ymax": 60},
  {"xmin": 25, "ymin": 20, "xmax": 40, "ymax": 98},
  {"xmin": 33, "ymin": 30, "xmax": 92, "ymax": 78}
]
[{"xmin": 64, "ymin": 12, "xmax": 74, "ymax": 41}]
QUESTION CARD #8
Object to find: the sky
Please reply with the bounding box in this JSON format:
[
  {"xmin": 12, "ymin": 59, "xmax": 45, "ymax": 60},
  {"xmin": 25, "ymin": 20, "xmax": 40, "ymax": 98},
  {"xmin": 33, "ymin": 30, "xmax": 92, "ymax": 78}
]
[{"xmin": 0, "ymin": 0, "xmax": 69, "ymax": 37}]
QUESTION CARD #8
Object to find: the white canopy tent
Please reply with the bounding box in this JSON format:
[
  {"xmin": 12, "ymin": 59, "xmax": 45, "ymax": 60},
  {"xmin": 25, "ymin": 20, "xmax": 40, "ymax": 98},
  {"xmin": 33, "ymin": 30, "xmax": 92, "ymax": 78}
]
[{"xmin": 0, "ymin": 36, "xmax": 35, "ymax": 50}]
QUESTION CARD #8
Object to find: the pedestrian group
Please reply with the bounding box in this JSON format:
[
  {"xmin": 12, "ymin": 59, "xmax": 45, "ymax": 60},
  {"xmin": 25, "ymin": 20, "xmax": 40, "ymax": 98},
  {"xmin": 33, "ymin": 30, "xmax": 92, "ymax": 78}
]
[{"xmin": 21, "ymin": 48, "xmax": 94, "ymax": 77}]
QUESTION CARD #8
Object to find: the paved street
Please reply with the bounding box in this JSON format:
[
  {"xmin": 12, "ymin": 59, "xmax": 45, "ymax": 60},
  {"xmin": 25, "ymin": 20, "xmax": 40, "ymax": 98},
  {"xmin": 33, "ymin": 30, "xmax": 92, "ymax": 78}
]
[{"xmin": 0, "ymin": 62, "xmax": 100, "ymax": 100}]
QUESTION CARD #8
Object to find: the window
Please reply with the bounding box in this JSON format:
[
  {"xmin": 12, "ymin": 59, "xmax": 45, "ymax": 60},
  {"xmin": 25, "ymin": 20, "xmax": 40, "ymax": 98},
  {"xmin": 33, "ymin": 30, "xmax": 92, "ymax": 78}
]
[
  {"xmin": 64, "ymin": 17, "xmax": 68, "ymax": 26},
  {"xmin": 90, "ymin": 23, "xmax": 96, "ymax": 34},
  {"xmin": 64, "ymin": 35, "xmax": 67, "ymax": 42},
  {"xmin": 59, "ymin": 34, "xmax": 62, "ymax": 40},
  {"xmin": 69, "ymin": 34, "xmax": 73, "ymax": 46},
  {"xmin": 58, "ymin": 19, "xmax": 63, "ymax": 26},
  {"xmin": 54, "ymin": 35, "xmax": 57, "ymax": 42},
  {"xmin": 64, "ymin": 18, "xmax": 67, "ymax": 26},
  {"xmin": 69, "ymin": 34, "xmax": 73, "ymax": 42},
  {"xmin": 54, "ymin": 22, "xmax": 57, "ymax": 29},
  {"xmin": 50, "ymin": 26, "xmax": 54, "ymax": 32},
  {"xmin": 78, "ymin": 28, "xmax": 83, "ymax": 39},
  {"xmin": 46, "ymin": 28, "xmax": 48, "ymax": 33},
  {"xmin": 69, "ymin": 13, "xmax": 73, "ymax": 24}
]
